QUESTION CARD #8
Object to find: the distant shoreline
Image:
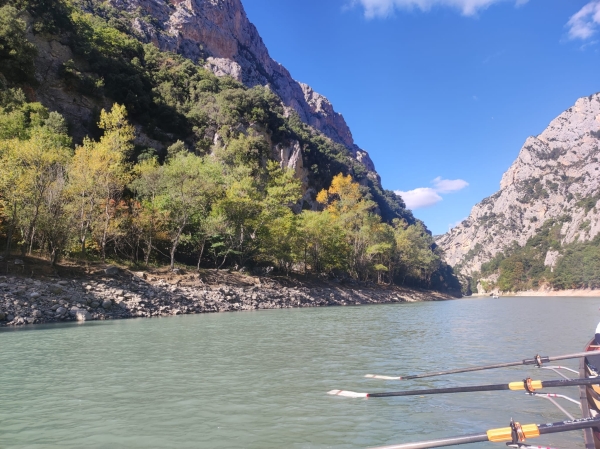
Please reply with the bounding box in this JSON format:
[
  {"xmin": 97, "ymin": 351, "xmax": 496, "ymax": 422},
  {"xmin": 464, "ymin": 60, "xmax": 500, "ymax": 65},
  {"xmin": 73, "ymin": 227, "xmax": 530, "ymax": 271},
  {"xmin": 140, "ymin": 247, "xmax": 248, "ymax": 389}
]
[{"xmin": 471, "ymin": 289, "xmax": 600, "ymax": 298}]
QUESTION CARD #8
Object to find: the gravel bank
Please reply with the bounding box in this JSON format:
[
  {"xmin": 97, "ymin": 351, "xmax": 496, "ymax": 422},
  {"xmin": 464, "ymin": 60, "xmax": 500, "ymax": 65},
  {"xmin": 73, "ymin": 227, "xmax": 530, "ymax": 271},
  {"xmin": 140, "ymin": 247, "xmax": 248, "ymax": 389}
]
[{"xmin": 0, "ymin": 266, "xmax": 455, "ymax": 327}]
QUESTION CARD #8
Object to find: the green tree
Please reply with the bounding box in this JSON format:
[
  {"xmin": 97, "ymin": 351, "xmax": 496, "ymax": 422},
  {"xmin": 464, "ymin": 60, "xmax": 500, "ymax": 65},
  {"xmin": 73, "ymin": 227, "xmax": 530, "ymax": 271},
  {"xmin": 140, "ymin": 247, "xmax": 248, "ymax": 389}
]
[
  {"xmin": 0, "ymin": 5, "xmax": 37, "ymax": 84},
  {"xmin": 66, "ymin": 104, "xmax": 133, "ymax": 260}
]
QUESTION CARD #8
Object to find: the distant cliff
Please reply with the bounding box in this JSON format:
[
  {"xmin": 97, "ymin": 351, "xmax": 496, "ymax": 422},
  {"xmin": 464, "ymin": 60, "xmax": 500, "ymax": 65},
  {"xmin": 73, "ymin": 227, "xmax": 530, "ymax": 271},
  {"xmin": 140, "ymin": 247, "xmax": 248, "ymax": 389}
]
[{"xmin": 438, "ymin": 93, "xmax": 600, "ymax": 290}]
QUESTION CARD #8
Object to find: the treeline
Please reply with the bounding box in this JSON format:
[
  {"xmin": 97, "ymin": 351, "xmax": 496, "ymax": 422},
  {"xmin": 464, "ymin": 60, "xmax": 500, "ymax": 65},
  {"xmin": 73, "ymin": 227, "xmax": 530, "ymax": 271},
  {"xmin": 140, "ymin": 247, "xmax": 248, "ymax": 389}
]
[
  {"xmin": 0, "ymin": 99, "xmax": 458, "ymax": 289},
  {"xmin": 470, "ymin": 217, "xmax": 600, "ymax": 292},
  {"xmin": 0, "ymin": 1, "xmax": 460, "ymax": 290}
]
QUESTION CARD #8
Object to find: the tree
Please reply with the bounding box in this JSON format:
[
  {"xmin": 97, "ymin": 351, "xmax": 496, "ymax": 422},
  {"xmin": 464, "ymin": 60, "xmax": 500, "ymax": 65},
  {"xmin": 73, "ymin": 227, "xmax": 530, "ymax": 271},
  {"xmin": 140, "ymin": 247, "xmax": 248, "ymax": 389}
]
[
  {"xmin": 297, "ymin": 210, "xmax": 348, "ymax": 274},
  {"xmin": 393, "ymin": 221, "xmax": 440, "ymax": 286},
  {"xmin": 256, "ymin": 162, "xmax": 302, "ymax": 272},
  {"xmin": 0, "ymin": 103, "xmax": 71, "ymax": 258},
  {"xmin": 316, "ymin": 173, "xmax": 382, "ymax": 280},
  {"xmin": 157, "ymin": 153, "xmax": 223, "ymax": 269},
  {"xmin": 0, "ymin": 5, "xmax": 37, "ymax": 84},
  {"xmin": 66, "ymin": 104, "xmax": 133, "ymax": 261},
  {"xmin": 130, "ymin": 157, "xmax": 166, "ymax": 266}
]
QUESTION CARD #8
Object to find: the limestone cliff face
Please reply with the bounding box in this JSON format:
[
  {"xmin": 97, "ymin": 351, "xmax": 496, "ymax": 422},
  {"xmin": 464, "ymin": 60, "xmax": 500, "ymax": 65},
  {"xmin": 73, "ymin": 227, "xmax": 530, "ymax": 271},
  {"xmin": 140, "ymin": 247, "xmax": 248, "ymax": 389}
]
[
  {"xmin": 438, "ymin": 93, "xmax": 600, "ymax": 275},
  {"xmin": 106, "ymin": 0, "xmax": 375, "ymax": 172}
]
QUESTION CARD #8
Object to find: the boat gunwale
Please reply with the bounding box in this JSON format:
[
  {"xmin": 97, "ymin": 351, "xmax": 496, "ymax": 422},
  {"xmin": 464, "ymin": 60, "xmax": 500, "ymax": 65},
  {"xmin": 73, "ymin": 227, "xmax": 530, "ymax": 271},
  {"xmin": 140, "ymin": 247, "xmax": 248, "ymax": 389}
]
[{"xmin": 580, "ymin": 338, "xmax": 599, "ymax": 449}]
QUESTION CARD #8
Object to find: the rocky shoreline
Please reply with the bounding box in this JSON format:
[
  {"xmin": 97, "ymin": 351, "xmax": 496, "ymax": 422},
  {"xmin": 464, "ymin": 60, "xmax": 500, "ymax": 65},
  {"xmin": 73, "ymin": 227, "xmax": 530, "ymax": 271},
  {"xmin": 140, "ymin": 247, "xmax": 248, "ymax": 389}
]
[{"xmin": 0, "ymin": 265, "xmax": 455, "ymax": 327}]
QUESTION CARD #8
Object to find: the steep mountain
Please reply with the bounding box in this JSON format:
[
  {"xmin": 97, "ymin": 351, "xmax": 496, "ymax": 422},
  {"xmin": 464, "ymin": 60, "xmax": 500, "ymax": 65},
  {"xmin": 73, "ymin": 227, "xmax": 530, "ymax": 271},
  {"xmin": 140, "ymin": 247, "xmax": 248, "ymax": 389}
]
[
  {"xmin": 38, "ymin": 0, "xmax": 376, "ymax": 172},
  {"xmin": 116, "ymin": 0, "xmax": 377, "ymax": 169},
  {"xmin": 438, "ymin": 93, "xmax": 600, "ymax": 291},
  {"xmin": 16, "ymin": 0, "xmax": 416, "ymax": 223}
]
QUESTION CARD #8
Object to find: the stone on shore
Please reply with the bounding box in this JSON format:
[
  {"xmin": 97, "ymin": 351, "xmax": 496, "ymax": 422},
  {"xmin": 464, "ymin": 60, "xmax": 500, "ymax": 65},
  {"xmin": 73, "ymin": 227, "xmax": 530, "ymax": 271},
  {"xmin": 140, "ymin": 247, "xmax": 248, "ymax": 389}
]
[
  {"xmin": 104, "ymin": 266, "xmax": 120, "ymax": 276},
  {"xmin": 70, "ymin": 308, "xmax": 92, "ymax": 321}
]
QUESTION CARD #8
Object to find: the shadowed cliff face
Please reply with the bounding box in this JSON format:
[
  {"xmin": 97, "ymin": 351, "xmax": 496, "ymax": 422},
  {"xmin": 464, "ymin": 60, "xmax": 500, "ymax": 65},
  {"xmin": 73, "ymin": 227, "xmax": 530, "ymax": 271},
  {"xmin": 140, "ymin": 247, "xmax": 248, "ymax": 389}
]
[
  {"xmin": 107, "ymin": 0, "xmax": 375, "ymax": 172},
  {"xmin": 438, "ymin": 93, "xmax": 600, "ymax": 275}
]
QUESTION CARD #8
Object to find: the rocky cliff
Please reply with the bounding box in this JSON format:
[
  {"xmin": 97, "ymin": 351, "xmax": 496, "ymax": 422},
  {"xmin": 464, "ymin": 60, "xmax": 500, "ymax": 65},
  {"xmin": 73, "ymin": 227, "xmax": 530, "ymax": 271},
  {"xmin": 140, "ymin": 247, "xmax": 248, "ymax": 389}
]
[
  {"xmin": 104, "ymin": 0, "xmax": 376, "ymax": 172},
  {"xmin": 438, "ymin": 93, "xmax": 600, "ymax": 275}
]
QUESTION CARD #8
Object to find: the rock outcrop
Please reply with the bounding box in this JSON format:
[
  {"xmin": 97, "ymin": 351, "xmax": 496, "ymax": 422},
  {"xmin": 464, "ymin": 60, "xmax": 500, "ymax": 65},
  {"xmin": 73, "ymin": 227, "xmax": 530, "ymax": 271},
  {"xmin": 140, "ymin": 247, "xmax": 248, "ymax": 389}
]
[
  {"xmin": 438, "ymin": 93, "xmax": 600, "ymax": 274},
  {"xmin": 105, "ymin": 0, "xmax": 376, "ymax": 172}
]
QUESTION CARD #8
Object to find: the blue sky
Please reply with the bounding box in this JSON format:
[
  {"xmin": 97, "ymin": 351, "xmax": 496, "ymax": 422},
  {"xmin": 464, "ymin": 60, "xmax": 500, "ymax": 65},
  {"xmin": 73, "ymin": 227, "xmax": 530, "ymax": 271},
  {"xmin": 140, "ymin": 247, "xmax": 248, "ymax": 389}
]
[{"xmin": 242, "ymin": 0, "xmax": 600, "ymax": 235}]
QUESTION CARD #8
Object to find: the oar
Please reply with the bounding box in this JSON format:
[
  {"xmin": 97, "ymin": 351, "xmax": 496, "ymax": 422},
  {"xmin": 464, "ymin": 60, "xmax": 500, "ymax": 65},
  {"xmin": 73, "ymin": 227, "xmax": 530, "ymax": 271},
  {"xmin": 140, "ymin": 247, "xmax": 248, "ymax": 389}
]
[
  {"xmin": 368, "ymin": 417, "xmax": 600, "ymax": 449},
  {"xmin": 365, "ymin": 350, "xmax": 599, "ymax": 380},
  {"xmin": 328, "ymin": 376, "xmax": 600, "ymax": 398}
]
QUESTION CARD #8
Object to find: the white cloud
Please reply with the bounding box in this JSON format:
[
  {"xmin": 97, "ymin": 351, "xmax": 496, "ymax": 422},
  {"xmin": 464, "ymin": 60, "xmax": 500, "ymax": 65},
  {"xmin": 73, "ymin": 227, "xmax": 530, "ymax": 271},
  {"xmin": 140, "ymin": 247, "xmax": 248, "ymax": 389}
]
[
  {"xmin": 350, "ymin": 0, "xmax": 528, "ymax": 18},
  {"xmin": 432, "ymin": 176, "xmax": 469, "ymax": 193},
  {"xmin": 396, "ymin": 177, "xmax": 469, "ymax": 210},
  {"xmin": 396, "ymin": 187, "xmax": 443, "ymax": 209},
  {"xmin": 567, "ymin": 1, "xmax": 600, "ymax": 40}
]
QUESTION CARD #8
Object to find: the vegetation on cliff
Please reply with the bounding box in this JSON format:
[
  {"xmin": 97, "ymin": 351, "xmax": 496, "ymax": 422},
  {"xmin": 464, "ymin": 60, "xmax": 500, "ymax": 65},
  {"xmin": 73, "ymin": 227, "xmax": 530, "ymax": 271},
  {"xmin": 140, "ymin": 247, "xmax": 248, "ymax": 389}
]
[
  {"xmin": 0, "ymin": 1, "xmax": 460, "ymax": 292},
  {"xmin": 470, "ymin": 216, "xmax": 600, "ymax": 293}
]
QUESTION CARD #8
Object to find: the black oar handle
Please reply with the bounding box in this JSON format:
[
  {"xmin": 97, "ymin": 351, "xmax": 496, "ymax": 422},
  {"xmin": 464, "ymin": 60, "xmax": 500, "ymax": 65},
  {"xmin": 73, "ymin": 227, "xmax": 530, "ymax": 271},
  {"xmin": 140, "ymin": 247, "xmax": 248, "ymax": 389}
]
[
  {"xmin": 366, "ymin": 377, "xmax": 600, "ymax": 398},
  {"xmin": 368, "ymin": 384, "xmax": 508, "ymax": 397},
  {"xmin": 542, "ymin": 378, "xmax": 600, "ymax": 389},
  {"xmin": 400, "ymin": 350, "xmax": 598, "ymax": 380},
  {"xmin": 401, "ymin": 361, "xmax": 522, "ymax": 380},
  {"xmin": 538, "ymin": 417, "xmax": 600, "ymax": 435}
]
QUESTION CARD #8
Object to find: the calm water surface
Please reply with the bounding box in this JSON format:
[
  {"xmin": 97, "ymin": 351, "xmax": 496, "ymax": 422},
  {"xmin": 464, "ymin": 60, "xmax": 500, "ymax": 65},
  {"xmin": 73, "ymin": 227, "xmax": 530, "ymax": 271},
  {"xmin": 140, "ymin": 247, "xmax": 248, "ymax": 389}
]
[{"xmin": 1, "ymin": 296, "xmax": 599, "ymax": 449}]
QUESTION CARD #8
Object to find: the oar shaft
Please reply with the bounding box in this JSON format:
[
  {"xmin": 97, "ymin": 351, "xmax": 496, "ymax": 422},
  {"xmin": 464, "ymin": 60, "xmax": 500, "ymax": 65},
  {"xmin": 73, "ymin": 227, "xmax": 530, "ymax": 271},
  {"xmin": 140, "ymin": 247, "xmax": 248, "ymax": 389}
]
[
  {"xmin": 365, "ymin": 377, "xmax": 600, "ymax": 398},
  {"xmin": 402, "ymin": 361, "xmax": 522, "ymax": 380},
  {"xmin": 401, "ymin": 351, "xmax": 597, "ymax": 380},
  {"xmin": 369, "ymin": 418, "xmax": 600, "ymax": 449},
  {"xmin": 368, "ymin": 384, "xmax": 508, "ymax": 397},
  {"xmin": 370, "ymin": 433, "xmax": 488, "ymax": 449},
  {"xmin": 538, "ymin": 418, "xmax": 600, "ymax": 435}
]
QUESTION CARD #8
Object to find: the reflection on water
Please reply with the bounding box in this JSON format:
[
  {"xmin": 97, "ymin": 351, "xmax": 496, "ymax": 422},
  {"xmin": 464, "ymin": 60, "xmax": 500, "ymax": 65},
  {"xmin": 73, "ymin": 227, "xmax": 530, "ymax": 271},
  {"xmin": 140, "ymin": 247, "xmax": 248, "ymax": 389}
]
[{"xmin": 0, "ymin": 296, "xmax": 598, "ymax": 449}]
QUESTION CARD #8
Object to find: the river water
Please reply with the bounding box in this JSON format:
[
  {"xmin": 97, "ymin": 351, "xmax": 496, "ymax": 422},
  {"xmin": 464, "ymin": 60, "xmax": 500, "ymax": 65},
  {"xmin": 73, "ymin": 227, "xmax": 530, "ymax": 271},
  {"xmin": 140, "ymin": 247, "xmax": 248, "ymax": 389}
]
[{"xmin": 1, "ymin": 296, "xmax": 599, "ymax": 449}]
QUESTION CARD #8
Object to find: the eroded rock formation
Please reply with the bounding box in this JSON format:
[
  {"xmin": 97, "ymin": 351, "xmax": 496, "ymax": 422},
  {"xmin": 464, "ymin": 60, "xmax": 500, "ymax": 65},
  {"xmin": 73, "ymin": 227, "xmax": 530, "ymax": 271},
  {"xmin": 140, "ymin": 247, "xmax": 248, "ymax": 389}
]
[{"xmin": 438, "ymin": 93, "xmax": 600, "ymax": 274}]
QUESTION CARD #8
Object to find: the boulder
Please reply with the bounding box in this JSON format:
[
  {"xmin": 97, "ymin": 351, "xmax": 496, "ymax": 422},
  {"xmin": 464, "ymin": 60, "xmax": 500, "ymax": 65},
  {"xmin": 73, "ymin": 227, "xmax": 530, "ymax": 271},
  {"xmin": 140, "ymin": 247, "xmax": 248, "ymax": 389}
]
[
  {"xmin": 104, "ymin": 266, "xmax": 120, "ymax": 276},
  {"xmin": 32, "ymin": 310, "xmax": 42, "ymax": 318},
  {"xmin": 102, "ymin": 300, "xmax": 112, "ymax": 310},
  {"xmin": 70, "ymin": 308, "xmax": 91, "ymax": 321},
  {"xmin": 55, "ymin": 307, "xmax": 66, "ymax": 316},
  {"xmin": 0, "ymin": 311, "xmax": 5, "ymax": 320}
]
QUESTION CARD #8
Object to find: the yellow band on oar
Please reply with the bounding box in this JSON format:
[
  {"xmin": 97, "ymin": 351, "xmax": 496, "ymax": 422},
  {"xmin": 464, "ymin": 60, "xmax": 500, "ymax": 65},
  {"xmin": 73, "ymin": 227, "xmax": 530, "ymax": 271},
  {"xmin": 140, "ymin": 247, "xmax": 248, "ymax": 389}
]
[
  {"xmin": 508, "ymin": 380, "xmax": 543, "ymax": 391},
  {"xmin": 487, "ymin": 424, "xmax": 540, "ymax": 442}
]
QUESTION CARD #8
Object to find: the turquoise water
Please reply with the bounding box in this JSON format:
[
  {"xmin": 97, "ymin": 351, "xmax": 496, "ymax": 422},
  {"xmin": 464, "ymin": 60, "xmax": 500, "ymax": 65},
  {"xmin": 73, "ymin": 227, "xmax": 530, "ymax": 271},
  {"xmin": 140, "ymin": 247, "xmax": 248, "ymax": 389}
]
[{"xmin": 1, "ymin": 296, "xmax": 599, "ymax": 449}]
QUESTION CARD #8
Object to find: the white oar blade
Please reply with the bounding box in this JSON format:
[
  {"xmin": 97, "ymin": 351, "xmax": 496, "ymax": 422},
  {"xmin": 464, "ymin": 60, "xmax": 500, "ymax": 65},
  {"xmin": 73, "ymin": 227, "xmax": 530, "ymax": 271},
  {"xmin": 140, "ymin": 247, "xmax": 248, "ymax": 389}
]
[
  {"xmin": 327, "ymin": 389, "xmax": 368, "ymax": 398},
  {"xmin": 365, "ymin": 374, "xmax": 402, "ymax": 380}
]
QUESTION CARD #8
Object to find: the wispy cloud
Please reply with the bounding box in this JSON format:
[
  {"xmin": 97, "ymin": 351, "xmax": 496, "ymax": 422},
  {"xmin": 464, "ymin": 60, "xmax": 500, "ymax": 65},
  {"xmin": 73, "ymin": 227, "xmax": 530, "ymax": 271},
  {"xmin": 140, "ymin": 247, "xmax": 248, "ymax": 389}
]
[
  {"xmin": 350, "ymin": 0, "xmax": 528, "ymax": 18},
  {"xmin": 432, "ymin": 176, "xmax": 469, "ymax": 193},
  {"xmin": 567, "ymin": 1, "xmax": 600, "ymax": 40},
  {"xmin": 396, "ymin": 177, "xmax": 469, "ymax": 210}
]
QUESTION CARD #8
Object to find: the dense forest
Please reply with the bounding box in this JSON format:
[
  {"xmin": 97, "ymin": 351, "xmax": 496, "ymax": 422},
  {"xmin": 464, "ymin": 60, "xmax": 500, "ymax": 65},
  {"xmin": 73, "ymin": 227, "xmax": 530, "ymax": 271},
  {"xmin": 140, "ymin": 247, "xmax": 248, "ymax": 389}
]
[{"xmin": 0, "ymin": 0, "xmax": 460, "ymax": 292}]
